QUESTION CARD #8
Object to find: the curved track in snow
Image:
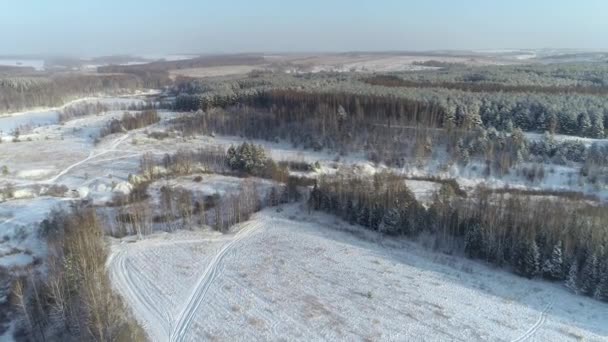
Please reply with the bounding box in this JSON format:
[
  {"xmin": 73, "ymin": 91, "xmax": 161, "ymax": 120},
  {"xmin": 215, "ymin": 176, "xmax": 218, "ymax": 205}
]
[
  {"xmin": 108, "ymin": 220, "xmax": 263, "ymax": 342},
  {"xmin": 108, "ymin": 248, "xmax": 174, "ymax": 341},
  {"xmin": 170, "ymin": 220, "xmax": 263, "ymax": 342},
  {"xmin": 511, "ymin": 301, "xmax": 553, "ymax": 342}
]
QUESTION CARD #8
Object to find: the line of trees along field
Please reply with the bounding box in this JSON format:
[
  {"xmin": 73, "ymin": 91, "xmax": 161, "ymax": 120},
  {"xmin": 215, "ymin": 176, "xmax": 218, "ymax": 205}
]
[
  {"xmin": 309, "ymin": 172, "xmax": 608, "ymax": 302},
  {"xmin": 0, "ymin": 74, "xmax": 145, "ymax": 113},
  {"xmin": 170, "ymin": 89, "xmax": 608, "ymax": 186},
  {"xmin": 11, "ymin": 206, "xmax": 145, "ymax": 341},
  {"xmin": 363, "ymin": 74, "xmax": 608, "ymax": 96},
  {"xmin": 172, "ymin": 72, "xmax": 608, "ymax": 138}
]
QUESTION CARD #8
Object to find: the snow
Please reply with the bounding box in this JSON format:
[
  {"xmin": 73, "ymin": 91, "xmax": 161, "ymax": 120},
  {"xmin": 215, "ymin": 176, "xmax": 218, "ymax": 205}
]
[
  {"xmin": 0, "ymin": 109, "xmax": 59, "ymax": 134},
  {"xmin": 0, "ymin": 58, "xmax": 44, "ymax": 71},
  {"xmin": 525, "ymin": 132, "xmax": 608, "ymax": 147},
  {"xmin": 108, "ymin": 204, "xmax": 608, "ymax": 341},
  {"xmin": 0, "ymin": 252, "xmax": 33, "ymax": 268},
  {"xmin": 0, "ymin": 93, "xmax": 152, "ymax": 134},
  {"xmin": 0, "ymin": 197, "xmax": 66, "ymax": 269},
  {"xmin": 15, "ymin": 169, "xmax": 55, "ymax": 180},
  {"xmin": 113, "ymin": 181, "xmax": 133, "ymax": 196},
  {"xmin": 148, "ymin": 174, "xmax": 275, "ymax": 200}
]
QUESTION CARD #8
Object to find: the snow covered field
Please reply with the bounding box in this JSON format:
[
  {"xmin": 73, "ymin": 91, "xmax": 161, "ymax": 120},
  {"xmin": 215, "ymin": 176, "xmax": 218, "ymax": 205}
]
[
  {"xmin": 108, "ymin": 205, "xmax": 608, "ymax": 341},
  {"xmin": 0, "ymin": 58, "xmax": 44, "ymax": 70},
  {"xmin": 1, "ymin": 93, "xmax": 607, "ymax": 341}
]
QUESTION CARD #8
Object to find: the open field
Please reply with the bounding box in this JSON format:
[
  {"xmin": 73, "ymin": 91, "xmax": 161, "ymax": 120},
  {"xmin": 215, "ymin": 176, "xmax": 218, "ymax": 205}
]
[{"xmin": 109, "ymin": 205, "xmax": 608, "ymax": 341}]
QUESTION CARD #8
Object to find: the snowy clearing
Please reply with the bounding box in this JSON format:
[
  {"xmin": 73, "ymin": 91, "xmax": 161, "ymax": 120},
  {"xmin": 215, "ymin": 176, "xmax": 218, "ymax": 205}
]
[{"xmin": 108, "ymin": 205, "xmax": 608, "ymax": 341}]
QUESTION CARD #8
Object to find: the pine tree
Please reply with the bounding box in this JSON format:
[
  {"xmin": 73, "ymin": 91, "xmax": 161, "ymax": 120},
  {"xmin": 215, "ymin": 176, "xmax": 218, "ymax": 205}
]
[
  {"xmin": 320, "ymin": 193, "xmax": 331, "ymax": 212},
  {"xmin": 578, "ymin": 112, "xmax": 592, "ymax": 137},
  {"xmin": 329, "ymin": 195, "xmax": 341, "ymax": 216},
  {"xmin": 345, "ymin": 198, "xmax": 356, "ymax": 224},
  {"xmin": 279, "ymin": 186, "xmax": 289, "ymax": 204},
  {"xmin": 378, "ymin": 208, "xmax": 400, "ymax": 235},
  {"xmin": 542, "ymin": 241, "xmax": 564, "ymax": 280},
  {"xmin": 309, "ymin": 183, "xmax": 321, "ymax": 210},
  {"xmin": 357, "ymin": 203, "xmax": 370, "ymax": 228},
  {"xmin": 464, "ymin": 222, "xmax": 483, "ymax": 259},
  {"xmin": 516, "ymin": 240, "xmax": 540, "ymax": 278},
  {"xmin": 226, "ymin": 146, "xmax": 238, "ymax": 169},
  {"xmin": 370, "ymin": 204, "xmax": 384, "ymax": 231},
  {"xmin": 565, "ymin": 261, "xmax": 579, "ymax": 294},
  {"xmin": 268, "ymin": 187, "xmax": 279, "ymax": 207},
  {"xmin": 581, "ymin": 254, "xmax": 599, "ymax": 296},
  {"xmin": 591, "ymin": 112, "xmax": 605, "ymax": 138},
  {"xmin": 594, "ymin": 263, "xmax": 608, "ymax": 302},
  {"xmin": 526, "ymin": 241, "xmax": 541, "ymax": 278}
]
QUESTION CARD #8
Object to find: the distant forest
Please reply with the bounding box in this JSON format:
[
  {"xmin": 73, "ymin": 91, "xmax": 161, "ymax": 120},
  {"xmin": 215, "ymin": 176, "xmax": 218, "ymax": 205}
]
[{"xmin": 0, "ymin": 74, "xmax": 142, "ymax": 113}]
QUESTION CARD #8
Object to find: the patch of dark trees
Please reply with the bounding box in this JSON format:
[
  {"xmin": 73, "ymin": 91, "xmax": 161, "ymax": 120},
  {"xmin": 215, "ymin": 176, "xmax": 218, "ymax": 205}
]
[
  {"xmin": 309, "ymin": 172, "xmax": 608, "ymax": 302},
  {"xmin": 0, "ymin": 74, "xmax": 143, "ymax": 113},
  {"xmin": 99, "ymin": 109, "xmax": 160, "ymax": 138},
  {"xmin": 364, "ymin": 74, "xmax": 608, "ymax": 96}
]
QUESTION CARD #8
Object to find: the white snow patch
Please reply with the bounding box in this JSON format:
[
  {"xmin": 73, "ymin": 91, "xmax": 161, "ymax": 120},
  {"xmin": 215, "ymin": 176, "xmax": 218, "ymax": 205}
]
[{"xmin": 112, "ymin": 182, "xmax": 133, "ymax": 196}]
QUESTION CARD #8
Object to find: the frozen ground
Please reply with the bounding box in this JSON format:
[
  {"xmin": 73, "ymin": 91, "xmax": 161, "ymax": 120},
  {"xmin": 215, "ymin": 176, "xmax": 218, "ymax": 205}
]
[
  {"xmin": 0, "ymin": 58, "xmax": 45, "ymax": 71},
  {"xmin": 276, "ymin": 54, "xmax": 517, "ymax": 74},
  {"xmin": 169, "ymin": 65, "xmax": 259, "ymax": 79},
  {"xmin": 525, "ymin": 132, "xmax": 608, "ymax": 147},
  {"xmin": 108, "ymin": 204, "xmax": 608, "ymax": 341}
]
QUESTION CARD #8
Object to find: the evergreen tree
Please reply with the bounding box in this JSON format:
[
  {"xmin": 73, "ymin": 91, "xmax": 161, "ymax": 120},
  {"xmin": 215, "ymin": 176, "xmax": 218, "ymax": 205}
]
[
  {"xmin": 527, "ymin": 241, "xmax": 541, "ymax": 278},
  {"xmin": 370, "ymin": 204, "xmax": 384, "ymax": 231},
  {"xmin": 309, "ymin": 183, "xmax": 321, "ymax": 210},
  {"xmin": 542, "ymin": 241, "xmax": 564, "ymax": 280},
  {"xmin": 357, "ymin": 203, "xmax": 370, "ymax": 228},
  {"xmin": 516, "ymin": 240, "xmax": 540, "ymax": 278},
  {"xmin": 578, "ymin": 112, "xmax": 592, "ymax": 137},
  {"xmin": 268, "ymin": 187, "xmax": 279, "ymax": 206},
  {"xmin": 594, "ymin": 263, "xmax": 608, "ymax": 302},
  {"xmin": 329, "ymin": 195, "xmax": 341, "ymax": 216},
  {"xmin": 319, "ymin": 192, "xmax": 331, "ymax": 212},
  {"xmin": 279, "ymin": 186, "xmax": 290, "ymax": 204},
  {"xmin": 226, "ymin": 146, "xmax": 238, "ymax": 169},
  {"xmin": 565, "ymin": 261, "xmax": 579, "ymax": 294},
  {"xmin": 581, "ymin": 254, "xmax": 599, "ymax": 296},
  {"xmin": 345, "ymin": 198, "xmax": 356, "ymax": 224},
  {"xmin": 505, "ymin": 119, "xmax": 514, "ymax": 132},
  {"xmin": 378, "ymin": 207, "xmax": 400, "ymax": 235},
  {"xmin": 464, "ymin": 222, "xmax": 483, "ymax": 259},
  {"xmin": 591, "ymin": 112, "xmax": 605, "ymax": 138}
]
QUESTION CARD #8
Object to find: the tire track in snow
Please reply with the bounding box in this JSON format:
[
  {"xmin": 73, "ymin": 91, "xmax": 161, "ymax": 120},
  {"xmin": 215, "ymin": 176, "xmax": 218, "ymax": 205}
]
[
  {"xmin": 511, "ymin": 301, "xmax": 553, "ymax": 342},
  {"xmin": 43, "ymin": 133, "xmax": 130, "ymax": 184},
  {"xmin": 108, "ymin": 248, "xmax": 174, "ymax": 341},
  {"xmin": 170, "ymin": 220, "xmax": 263, "ymax": 342}
]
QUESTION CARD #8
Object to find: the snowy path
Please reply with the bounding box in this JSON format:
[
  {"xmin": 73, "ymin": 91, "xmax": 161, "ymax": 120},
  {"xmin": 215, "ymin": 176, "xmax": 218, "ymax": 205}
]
[
  {"xmin": 170, "ymin": 220, "xmax": 263, "ymax": 342},
  {"xmin": 108, "ymin": 220, "xmax": 263, "ymax": 342},
  {"xmin": 107, "ymin": 247, "xmax": 174, "ymax": 340},
  {"xmin": 42, "ymin": 133, "xmax": 131, "ymax": 184}
]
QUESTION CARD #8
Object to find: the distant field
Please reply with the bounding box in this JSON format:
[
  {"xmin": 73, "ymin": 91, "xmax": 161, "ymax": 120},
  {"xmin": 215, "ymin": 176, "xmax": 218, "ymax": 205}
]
[{"xmin": 169, "ymin": 65, "xmax": 259, "ymax": 78}]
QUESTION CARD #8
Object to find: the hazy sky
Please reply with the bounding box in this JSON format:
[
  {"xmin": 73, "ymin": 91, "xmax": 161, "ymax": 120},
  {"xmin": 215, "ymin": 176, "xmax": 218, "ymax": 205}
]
[{"xmin": 1, "ymin": 0, "xmax": 607, "ymax": 56}]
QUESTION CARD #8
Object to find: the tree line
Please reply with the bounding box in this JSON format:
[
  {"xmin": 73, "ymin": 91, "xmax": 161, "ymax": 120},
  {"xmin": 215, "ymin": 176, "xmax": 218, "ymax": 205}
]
[
  {"xmin": 9, "ymin": 206, "xmax": 145, "ymax": 341},
  {"xmin": 309, "ymin": 171, "xmax": 608, "ymax": 302},
  {"xmin": 99, "ymin": 110, "xmax": 160, "ymax": 138},
  {"xmin": 0, "ymin": 74, "xmax": 144, "ymax": 113},
  {"xmin": 170, "ymin": 71, "xmax": 608, "ymax": 139}
]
